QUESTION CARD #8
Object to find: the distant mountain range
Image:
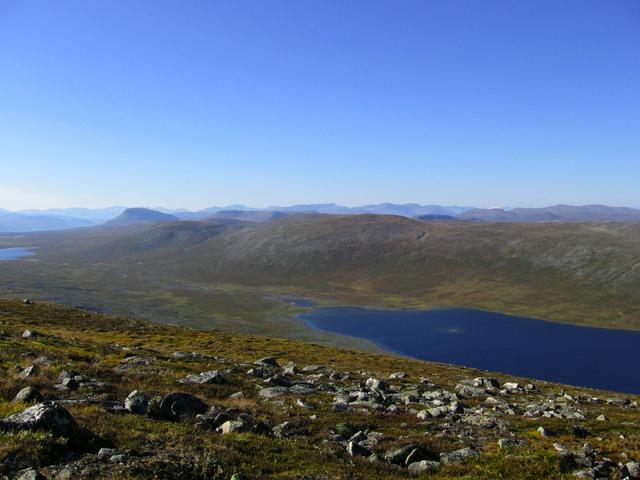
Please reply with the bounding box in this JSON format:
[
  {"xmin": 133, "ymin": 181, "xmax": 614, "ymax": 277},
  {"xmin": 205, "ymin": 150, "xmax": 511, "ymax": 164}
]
[
  {"xmin": 0, "ymin": 211, "xmax": 95, "ymax": 233},
  {"xmin": 2, "ymin": 203, "xmax": 640, "ymax": 233},
  {"xmin": 458, "ymin": 205, "xmax": 640, "ymax": 223}
]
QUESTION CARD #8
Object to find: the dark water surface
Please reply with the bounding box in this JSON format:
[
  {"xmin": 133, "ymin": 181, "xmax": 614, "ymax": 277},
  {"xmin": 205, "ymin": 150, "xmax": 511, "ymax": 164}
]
[
  {"xmin": 300, "ymin": 307, "xmax": 640, "ymax": 394},
  {"xmin": 0, "ymin": 247, "xmax": 35, "ymax": 261}
]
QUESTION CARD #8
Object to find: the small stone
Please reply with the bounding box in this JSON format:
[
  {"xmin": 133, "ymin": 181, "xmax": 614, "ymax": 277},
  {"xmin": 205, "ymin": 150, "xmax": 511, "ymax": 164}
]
[
  {"xmin": 537, "ymin": 426, "xmax": 553, "ymax": 437},
  {"xmin": 596, "ymin": 414, "xmax": 607, "ymax": 421},
  {"xmin": 61, "ymin": 377, "xmax": 79, "ymax": 390},
  {"xmin": 498, "ymin": 438, "xmax": 524, "ymax": 449},
  {"xmin": 179, "ymin": 370, "xmax": 225, "ymax": 385},
  {"xmin": 22, "ymin": 330, "xmax": 37, "ymax": 338},
  {"xmin": 384, "ymin": 444, "xmax": 420, "ymax": 465},
  {"xmin": 14, "ymin": 386, "xmax": 44, "ymax": 403},
  {"xmin": 158, "ymin": 392, "xmax": 207, "ymax": 420},
  {"xmin": 258, "ymin": 387, "xmax": 291, "ymax": 399},
  {"xmin": 439, "ymin": 447, "xmax": 479, "ymax": 465},
  {"xmin": 16, "ymin": 468, "xmax": 46, "ymax": 480},
  {"xmin": 622, "ymin": 461, "xmax": 640, "ymax": 480},
  {"xmin": 334, "ymin": 423, "xmax": 355, "ymax": 437},
  {"xmin": 255, "ymin": 357, "xmax": 279, "ymax": 367},
  {"xmin": 229, "ymin": 391, "xmax": 245, "ymax": 400},
  {"xmin": 572, "ymin": 469, "xmax": 594, "ymax": 478},
  {"xmin": 502, "ymin": 382, "xmax": 521, "ymax": 391},
  {"xmin": 19, "ymin": 365, "xmax": 37, "ymax": 378},
  {"xmin": 22, "ymin": 298, "xmax": 32, "ymax": 305},
  {"xmin": 98, "ymin": 448, "xmax": 118, "ymax": 460},
  {"xmin": 365, "ymin": 377, "xmax": 388, "ymax": 392},
  {"xmin": 109, "ymin": 454, "xmax": 129, "ymax": 463},
  {"xmin": 407, "ymin": 460, "xmax": 440, "ymax": 475},
  {"xmin": 124, "ymin": 390, "xmax": 149, "ymax": 414},
  {"xmin": 217, "ymin": 420, "xmax": 247, "ymax": 434},
  {"xmin": 346, "ymin": 440, "xmax": 371, "ymax": 457}
]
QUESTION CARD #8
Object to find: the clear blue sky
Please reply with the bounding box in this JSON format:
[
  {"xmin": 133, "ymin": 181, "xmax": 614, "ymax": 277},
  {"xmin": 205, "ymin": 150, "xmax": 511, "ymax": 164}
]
[{"xmin": 1, "ymin": 0, "xmax": 639, "ymax": 210}]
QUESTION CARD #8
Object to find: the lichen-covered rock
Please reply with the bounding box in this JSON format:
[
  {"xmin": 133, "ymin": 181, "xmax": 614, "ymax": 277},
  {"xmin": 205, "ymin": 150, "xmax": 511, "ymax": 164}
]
[
  {"xmin": 407, "ymin": 460, "xmax": 440, "ymax": 475},
  {"xmin": 440, "ymin": 447, "xmax": 479, "ymax": 464},
  {"xmin": 16, "ymin": 468, "xmax": 46, "ymax": 480},
  {"xmin": 158, "ymin": 393, "xmax": 207, "ymax": 420},
  {"xmin": 0, "ymin": 401, "xmax": 78, "ymax": 436},
  {"xmin": 255, "ymin": 357, "xmax": 279, "ymax": 367},
  {"xmin": 179, "ymin": 370, "xmax": 226, "ymax": 385},
  {"xmin": 14, "ymin": 386, "xmax": 44, "ymax": 403},
  {"xmin": 125, "ymin": 390, "xmax": 149, "ymax": 414}
]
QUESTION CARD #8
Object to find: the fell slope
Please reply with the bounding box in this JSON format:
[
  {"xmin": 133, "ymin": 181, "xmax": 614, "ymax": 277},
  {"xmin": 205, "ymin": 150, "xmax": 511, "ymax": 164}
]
[
  {"xmin": 1, "ymin": 300, "xmax": 638, "ymax": 479},
  {"xmin": 1, "ymin": 214, "xmax": 640, "ymax": 333}
]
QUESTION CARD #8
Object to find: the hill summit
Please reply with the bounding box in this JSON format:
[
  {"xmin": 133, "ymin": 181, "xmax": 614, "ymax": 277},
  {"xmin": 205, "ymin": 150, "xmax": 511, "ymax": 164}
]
[{"xmin": 104, "ymin": 208, "xmax": 178, "ymax": 227}]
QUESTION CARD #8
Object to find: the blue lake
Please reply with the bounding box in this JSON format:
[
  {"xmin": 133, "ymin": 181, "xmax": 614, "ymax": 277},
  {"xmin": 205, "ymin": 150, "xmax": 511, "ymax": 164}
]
[
  {"xmin": 0, "ymin": 247, "xmax": 35, "ymax": 261},
  {"xmin": 300, "ymin": 307, "xmax": 640, "ymax": 394}
]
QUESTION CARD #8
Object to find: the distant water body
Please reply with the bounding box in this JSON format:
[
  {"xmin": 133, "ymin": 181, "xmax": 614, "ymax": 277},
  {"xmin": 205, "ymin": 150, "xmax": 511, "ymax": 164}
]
[
  {"xmin": 300, "ymin": 307, "xmax": 640, "ymax": 394},
  {"xmin": 0, "ymin": 247, "xmax": 35, "ymax": 261}
]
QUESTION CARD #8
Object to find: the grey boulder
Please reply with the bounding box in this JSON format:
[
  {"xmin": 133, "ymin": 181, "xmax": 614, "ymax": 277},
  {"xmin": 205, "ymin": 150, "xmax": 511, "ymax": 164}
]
[
  {"xmin": 124, "ymin": 390, "xmax": 149, "ymax": 414},
  {"xmin": 0, "ymin": 401, "xmax": 78, "ymax": 437}
]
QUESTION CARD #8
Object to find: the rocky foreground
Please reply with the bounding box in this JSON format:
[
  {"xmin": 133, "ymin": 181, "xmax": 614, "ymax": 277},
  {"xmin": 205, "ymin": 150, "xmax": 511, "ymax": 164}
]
[{"xmin": 0, "ymin": 300, "xmax": 638, "ymax": 479}]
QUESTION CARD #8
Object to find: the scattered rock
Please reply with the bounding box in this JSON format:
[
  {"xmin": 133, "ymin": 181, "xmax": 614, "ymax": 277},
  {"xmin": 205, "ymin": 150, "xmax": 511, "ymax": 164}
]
[
  {"xmin": 365, "ymin": 377, "xmax": 388, "ymax": 392},
  {"xmin": 0, "ymin": 401, "xmax": 78, "ymax": 437},
  {"xmin": 538, "ymin": 426, "xmax": 553, "ymax": 437},
  {"xmin": 157, "ymin": 393, "xmax": 207, "ymax": 420},
  {"xmin": 124, "ymin": 390, "xmax": 149, "ymax": 414},
  {"xmin": 258, "ymin": 387, "xmax": 291, "ymax": 399},
  {"xmin": 19, "ymin": 365, "xmax": 37, "ymax": 378},
  {"xmin": 172, "ymin": 351, "xmax": 208, "ymax": 360},
  {"xmin": 110, "ymin": 453, "xmax": 130, "ymax": 463},
  {"xmin": 498, "ymin": 437, "xmax": 524, "ymax": 449},
  {"xmin": 14, "ymin": 386, "xmax": 44, "ymax": 403},
  {"xmin": 22, "ymin": 330, "xmax": 38, "ymax": 338},
  {"xmin": 255, "ymin": 357, "xmax": 279, "ymax": 367},
  {"xmin": 621, "ymin": 461, "xmax": 640, "ymax": 480},
  {"xmin": 384, "ymin": 444, "xmax": 420, "ymax": 465},
  {"xmin": 439, "ymin": 447, "xmax": 479, "ymax": 465},
  {"xmin": 296, "ymin": 398, "xmax": 313, "ymax": 409},
  {"xmin": 98, "ymin": 448, "xmax": 118, "ymax": 460},
  {"xmin": 16, "ymin": 468, "xmax": 46, "ymax": 480},
  {"xmin": 346, "ymin": 440, "xmax": 371, "ymax": 457},
  {"xmin": 407, "ymin": 460, "xmax": 440, "ymax": 475},
  {"xmin": 179, "ymin": 370, "xmax": 226, "ymax": 385},
  {"xmin": 218, "ymin": 420, "xmax": 249, "ymax": 434},
  {"xmin": 61, "ymin": 377, "xmax": 80, "ymax": 390}
]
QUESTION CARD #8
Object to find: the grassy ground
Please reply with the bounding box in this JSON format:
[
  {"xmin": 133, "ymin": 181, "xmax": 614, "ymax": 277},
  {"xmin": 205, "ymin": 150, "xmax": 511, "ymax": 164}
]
[{"xmin": 0, "ymin": 299, "xmax": 638, "ymax": 479}]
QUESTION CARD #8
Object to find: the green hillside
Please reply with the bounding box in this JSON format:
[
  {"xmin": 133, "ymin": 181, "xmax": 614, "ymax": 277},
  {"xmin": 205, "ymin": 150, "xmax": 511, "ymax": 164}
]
[
  {"xmin": 1, "ymin": 215, "xmax": 639, "ymax": 336},
  {"xmin": 0, "ymin": 300, "xmax": 638, "ymax": 479}
]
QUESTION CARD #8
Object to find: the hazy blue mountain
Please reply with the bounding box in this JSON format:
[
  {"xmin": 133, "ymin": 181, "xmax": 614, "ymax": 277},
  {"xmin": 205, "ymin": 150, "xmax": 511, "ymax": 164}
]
[
  {"xmin": 17, "ymin": 207, "xmax": 125, "ymax": 222},
  {"xmin": 103, "ymin": 208, "xmax": 179, "ymax": 227},
  {"xmin": 205, "ymin": 210, "xmax": 291, "ymax": 222},
  {"xmin": 458, "ymin": 205, "xmax": 640, "ymax": 223},
  {"xmin": 416, "ymin": 214, "xmax": 458, "ymax": 221},
  {"xmin": 0, "ymin": 212, "xmax": 94, "ymax": 233},
  {"xmin": 264, "ymin": 203, "xmax": 473, "ymax": 216}
]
